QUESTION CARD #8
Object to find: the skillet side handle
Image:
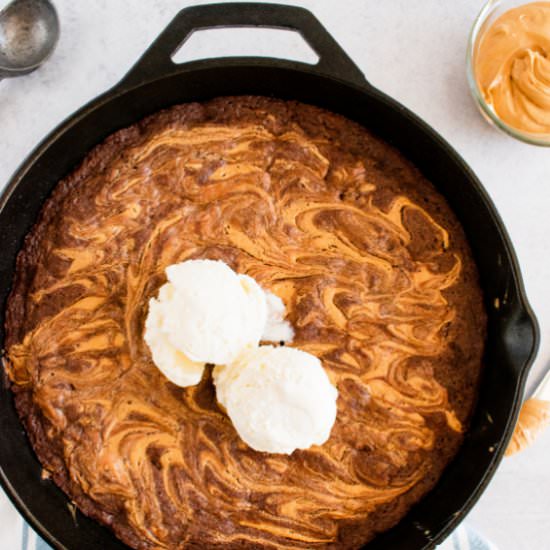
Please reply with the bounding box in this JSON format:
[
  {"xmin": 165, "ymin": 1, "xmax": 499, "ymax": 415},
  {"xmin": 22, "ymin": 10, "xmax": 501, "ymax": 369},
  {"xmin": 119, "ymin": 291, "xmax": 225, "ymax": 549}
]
[
  {"xmin": 117, "ymin": 2, "xmax": 368, "ymax": 90},
  {"xmin": 503, "ymin": 304, "xmax": 543, "ymax": 456},
  {"xmin": 503, "ymin": 305, "xmax": 540, "ymax": 380}
]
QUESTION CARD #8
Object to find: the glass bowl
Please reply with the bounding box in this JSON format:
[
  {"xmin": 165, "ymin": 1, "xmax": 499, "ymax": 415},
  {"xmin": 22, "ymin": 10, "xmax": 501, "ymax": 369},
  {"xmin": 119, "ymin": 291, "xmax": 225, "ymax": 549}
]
[{"xmin": 466, "ymin": 0, "xmax": 550, "ymax": 146}]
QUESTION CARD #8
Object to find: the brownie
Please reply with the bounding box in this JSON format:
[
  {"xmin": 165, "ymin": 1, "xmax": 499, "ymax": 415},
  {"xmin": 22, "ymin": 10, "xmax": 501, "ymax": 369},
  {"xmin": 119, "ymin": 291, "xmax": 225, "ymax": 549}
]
[{"xmin": 4, "ymin": 96, "xmax": 486, "ymax": 549}]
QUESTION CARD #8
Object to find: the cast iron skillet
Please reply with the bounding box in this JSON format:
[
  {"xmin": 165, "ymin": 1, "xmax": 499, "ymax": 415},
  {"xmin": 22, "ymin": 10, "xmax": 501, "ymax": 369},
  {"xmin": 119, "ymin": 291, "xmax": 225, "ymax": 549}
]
[{"xmin": 0, "ymin": 3, "xmax": 540, "ymax": 549}]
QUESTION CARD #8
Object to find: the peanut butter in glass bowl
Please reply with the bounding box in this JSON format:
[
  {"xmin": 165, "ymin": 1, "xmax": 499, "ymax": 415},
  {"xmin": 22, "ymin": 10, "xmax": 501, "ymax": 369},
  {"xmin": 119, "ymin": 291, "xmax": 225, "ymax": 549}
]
[{"xmin": 467, "ymin": 0, "xmax": 550, "ymax": 146}]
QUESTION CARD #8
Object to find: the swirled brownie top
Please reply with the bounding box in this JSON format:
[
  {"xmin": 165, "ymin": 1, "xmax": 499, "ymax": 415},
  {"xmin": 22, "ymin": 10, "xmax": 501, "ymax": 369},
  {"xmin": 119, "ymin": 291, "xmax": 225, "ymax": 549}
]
[{"xmin": 5, "ymin": 96, "xmax": 486, "ymax": 549}]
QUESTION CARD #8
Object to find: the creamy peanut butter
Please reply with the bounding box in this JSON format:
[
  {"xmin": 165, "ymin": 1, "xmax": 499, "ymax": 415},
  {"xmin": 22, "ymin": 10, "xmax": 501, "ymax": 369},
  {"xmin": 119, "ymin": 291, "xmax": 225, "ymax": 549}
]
[{"xmin": 475, "ymin": 2, "xmax": 550, "ymax": 136}]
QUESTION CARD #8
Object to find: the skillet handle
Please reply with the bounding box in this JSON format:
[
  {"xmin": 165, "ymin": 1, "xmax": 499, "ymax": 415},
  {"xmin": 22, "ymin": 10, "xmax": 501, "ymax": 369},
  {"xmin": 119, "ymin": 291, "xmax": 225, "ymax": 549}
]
[{"xmin": 118, "ymin": 2, "xmax": 368, "ymax": 89}]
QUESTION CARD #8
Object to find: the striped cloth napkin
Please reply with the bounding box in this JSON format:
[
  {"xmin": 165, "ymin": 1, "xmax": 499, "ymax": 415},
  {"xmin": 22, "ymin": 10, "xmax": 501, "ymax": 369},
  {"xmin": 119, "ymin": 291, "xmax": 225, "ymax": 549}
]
[{"xmin": 1, "ymin": 485, "xmax": 497, "ymax": 550}]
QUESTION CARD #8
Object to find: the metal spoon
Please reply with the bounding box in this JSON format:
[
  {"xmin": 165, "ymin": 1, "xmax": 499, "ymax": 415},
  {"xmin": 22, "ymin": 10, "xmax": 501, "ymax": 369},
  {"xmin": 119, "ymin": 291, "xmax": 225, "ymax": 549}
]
[{"xmin": 0, "ymin": 0, "xmax": 59, "ymax": 80}]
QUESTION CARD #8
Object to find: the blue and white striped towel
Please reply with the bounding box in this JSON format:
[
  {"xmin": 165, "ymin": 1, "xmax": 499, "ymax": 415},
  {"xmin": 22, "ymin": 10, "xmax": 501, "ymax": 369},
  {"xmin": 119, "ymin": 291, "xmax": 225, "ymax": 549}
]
[{"xmin": 1, "ymin": 485, "xmax": 497, "ymax": 550}]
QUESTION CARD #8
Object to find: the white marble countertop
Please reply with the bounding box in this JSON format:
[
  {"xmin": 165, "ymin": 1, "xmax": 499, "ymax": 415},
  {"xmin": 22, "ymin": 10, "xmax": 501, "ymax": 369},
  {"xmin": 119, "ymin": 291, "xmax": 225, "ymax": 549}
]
[{"xmin": 1, "ymin": 1, "xmax": 549, "ymax": 549}]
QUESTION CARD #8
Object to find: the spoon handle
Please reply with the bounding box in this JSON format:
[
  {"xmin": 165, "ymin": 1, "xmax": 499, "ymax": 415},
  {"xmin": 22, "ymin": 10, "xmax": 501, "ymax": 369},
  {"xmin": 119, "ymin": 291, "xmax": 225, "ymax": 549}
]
[{"xmin": 534, "ymin": 367, "xmax": 550, "ymax": 401}]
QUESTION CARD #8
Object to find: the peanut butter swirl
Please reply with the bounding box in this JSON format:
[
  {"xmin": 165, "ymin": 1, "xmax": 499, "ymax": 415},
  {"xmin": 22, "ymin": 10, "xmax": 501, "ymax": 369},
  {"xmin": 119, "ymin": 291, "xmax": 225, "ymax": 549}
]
[{"xmin": 5, "ymin": 97, "xmax": 485, "ymax": 549}]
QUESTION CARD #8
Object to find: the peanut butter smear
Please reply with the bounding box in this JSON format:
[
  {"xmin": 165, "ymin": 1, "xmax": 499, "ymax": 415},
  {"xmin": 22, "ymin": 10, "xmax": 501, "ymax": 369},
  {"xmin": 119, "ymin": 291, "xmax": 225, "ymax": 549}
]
[{"xmin": 475, "ymin": 2, "xmax": 550, "ymax": 136}]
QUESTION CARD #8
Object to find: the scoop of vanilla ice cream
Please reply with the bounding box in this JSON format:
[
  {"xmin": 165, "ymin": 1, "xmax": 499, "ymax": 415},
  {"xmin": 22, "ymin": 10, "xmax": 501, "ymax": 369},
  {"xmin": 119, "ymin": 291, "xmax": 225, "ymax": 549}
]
[
  {"xmin": 213, "ymin": 346, "xmax": 338, "ymax": 454},
  {"xmin": 144, "ymin": 259, "xmax": 270, "ymax": 386},
  {"xmin": 163, "ymin": 260, "xmax": 268, "ymax": 364}
]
